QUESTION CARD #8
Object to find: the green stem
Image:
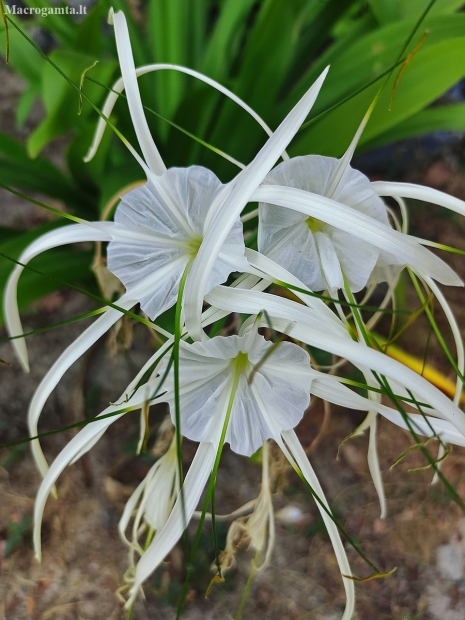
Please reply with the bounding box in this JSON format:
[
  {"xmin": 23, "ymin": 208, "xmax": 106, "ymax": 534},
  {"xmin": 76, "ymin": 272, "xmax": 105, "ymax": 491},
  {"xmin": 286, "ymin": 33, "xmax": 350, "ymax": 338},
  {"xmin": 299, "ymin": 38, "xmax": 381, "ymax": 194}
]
[{"xmin": 176, "ymin": 371, "xmax": 241, "ymax": 620}]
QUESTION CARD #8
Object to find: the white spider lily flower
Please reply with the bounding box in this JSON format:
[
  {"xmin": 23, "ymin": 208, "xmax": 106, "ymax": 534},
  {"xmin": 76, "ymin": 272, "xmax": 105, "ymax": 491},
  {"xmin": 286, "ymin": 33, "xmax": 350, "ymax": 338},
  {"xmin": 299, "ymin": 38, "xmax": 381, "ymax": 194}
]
[
  {"xmin": 257, "ymin": 155, "xmax": 391, "ymax": 293},
  {"xmin": 252, "ymin": 169, "xmax": 461, "ymax": 294},
  {"xmin": 127, "ymin": 327, "xmax": 356, "ymax": 619},
  {"xmin": 119, "ymin": 436, "xmax": 180, "ymax": 569},
  {"xmin": 162, "ymin": 329, "xmax": 313, "ymax": 457},
  {"xmin": 106, "ymin": 166, "xmax": 249, "ymax": 321},
  {"xmin": 252, "ymin": 87, "xmax": 464, "ymax": 295}
]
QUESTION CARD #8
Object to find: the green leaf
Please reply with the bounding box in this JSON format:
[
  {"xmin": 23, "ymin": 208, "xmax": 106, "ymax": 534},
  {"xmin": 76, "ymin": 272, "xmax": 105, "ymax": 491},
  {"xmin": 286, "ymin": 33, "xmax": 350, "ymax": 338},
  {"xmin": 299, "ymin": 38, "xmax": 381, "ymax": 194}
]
[
  {"xmin": 368, "ymin": 0, "xmax": 402, "ymax": 24},
  {"xmin": 148, "ymin": 0, "xmax": 188, "ymax": 124},
  {"xmin": 361, "ymin": 104, "xmax": 465, "ymax": 151},
  {"xmin": 27, "ymin": 49, "xmax": 117, "ymax": 158},
  {"xmin": 291, "ymin": 37, "xmax": 465, "ymax": 157},
  {"xmin": 281, "ymin": 0, "xmax": 358, "ymax": 93},
  {"xmin": 15, "ymin": 84, "xmax": 40, "ymax": 128},
  {"xmin": 73, "ymin": 1, "xmax": 108, "ymax": 57},
  {"xmin": 0, "ymin": 17, "xmax": 44, "ymax": 83},
  {"xmin": 363, "ymin": 38, "xmax": 465, "ymax": 143},
  {"xmin": 369, "ymin": 0, "xmax": 465, "ymax": 24},
  {"xmin": 285, "ymin": 13, "xmax": 465, "ymax": 121},
  {"xmin": 201, "ymin": 0, "xmax": 257, "ymax": 81},
  {"xmin": 278, "ymin": 0, "xmax": 377, "ymax": 100},
  {"xmin": 204, "ymin": 0, "xmax": 300, "ymax": 176},
  {"xmin": 67, "ymin": 119, "xmax": 113, "ymax": 193},
  {"xmin": 186, "ymin": 0, "xmax": 208, "ymax": 70},
  {"xmin": 0, "ymin": 132, "xmax": 86, "ymax": 208},
  {"xmin": 0, "ymin": 227, "xmax": 21, "ymax": 243}
]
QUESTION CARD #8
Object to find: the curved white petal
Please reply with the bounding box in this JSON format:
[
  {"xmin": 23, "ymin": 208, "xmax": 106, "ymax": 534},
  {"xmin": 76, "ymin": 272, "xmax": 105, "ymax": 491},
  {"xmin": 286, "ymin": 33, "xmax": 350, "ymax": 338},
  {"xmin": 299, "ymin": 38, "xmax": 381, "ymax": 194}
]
[
  {"xmin": 111, "ymin": 11, "xmax": 165, "ymax": 175},
  {"xmin": 85, "ymin": 64, "xmax": 288, "ymax": 164},
  {"xmin": 244, "ymin": 248, "xmax": 343, "ymax": 329},
  {"xmin": 129, "ymin": 442, "xmax": 216, "ymax": 606},
  {"xmin": 325, "ymin": 102, "xmax": 375, "ymax": 199},
  {"xmin": 206, "ymin": 288, "xmax": 465, "ymax": 438},
  {"xmin": 309, "ymin": 373, "xmax": 463, "ymax": 449},
  {"xmin": 205, "ymin": 286, "xmax": 350, "ymax": 338},
  {"xmin": 4, "ymin": 223, "xmax": 114, "ymax": 372},
  {"xmin": 281, "ymin": 429, "xmax": 355, "ymax": 620},
  {"xmin": 314, "ymin": 231, "xmax": 344, "ymax": 291},
  {"xmin": 183, "ymin": 67, "xmax": 330, "ymax": 341},
  {"xmin": 28, "ymin": 295, "xmax": 138, "ymax": 479},
  {"xmin": 253, "ymin": 185, "xmax": 462, "ymax": 288},
  {"xmin": 372, "ymin": 181, "xmax": 465, "ymax": 217},
  {"xmin": 33, "ymin": 382, "xmax": 167, "ymax": 560},
  {"xmin": 119, "ymin": 468, "xmax": 151, "ymax": 550},
  {"xmin": 424, "ymin": 277, "xmax": 464, "ymax": 406},
  {"xmin": 382, "ymin": 411, "xmax": 465, "ymax": 447},
  {"xmin": 28, "ymin": 248, "xmax": 191, "ymax": 479}
]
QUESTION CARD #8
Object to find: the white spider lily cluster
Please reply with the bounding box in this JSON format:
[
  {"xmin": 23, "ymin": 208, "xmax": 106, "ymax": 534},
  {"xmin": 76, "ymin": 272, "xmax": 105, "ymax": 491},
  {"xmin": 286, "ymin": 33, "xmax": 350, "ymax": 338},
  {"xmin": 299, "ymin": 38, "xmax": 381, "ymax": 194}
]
[{"xmin": 5, "ymin": 9, "xmax": 465, "ymax": 619}]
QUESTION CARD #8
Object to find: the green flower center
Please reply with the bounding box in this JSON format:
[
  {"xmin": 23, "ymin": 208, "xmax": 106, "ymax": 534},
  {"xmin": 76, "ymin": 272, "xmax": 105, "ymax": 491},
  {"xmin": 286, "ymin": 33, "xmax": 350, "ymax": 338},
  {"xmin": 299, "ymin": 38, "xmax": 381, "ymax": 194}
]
[
  {"xmin": 230, "ymin": 351, "xmax": 250, "ymax": 377},
  {"xmin": 306, "ymin": 216, "xmax": 325, "ymax": 233},
  {"xmin": 186, "ymin": 235, "xmax": 202, "ymax": 258}
]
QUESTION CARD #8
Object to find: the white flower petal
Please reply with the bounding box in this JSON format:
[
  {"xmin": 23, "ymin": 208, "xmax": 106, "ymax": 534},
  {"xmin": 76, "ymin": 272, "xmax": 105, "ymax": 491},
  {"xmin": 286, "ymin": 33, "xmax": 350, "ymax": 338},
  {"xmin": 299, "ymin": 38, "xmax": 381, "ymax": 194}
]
[
  {"xmin": 111, "ymin": 11, "xmax": 165, "ymax": 175},
  {"xmin": 4, "ymin": 223, "xmax": 113, "ymax": 372},
  {"xmin": 183, "ymin": 67, "xmax": 330, "ymax": 341},
  {"xmin": 119, "ymin": 469, "xmax": 150, "ymax": 549},
  {"xmin": 205, "ymin": 286, "xmax": 349, "ymax": 338},
  {"xmin": 325, "ymin": 102, "xmax": 375, "ymax": 199},
  {"xmin": 244, "ymin": 248, "xmax": 343, "ymax": 329},
  {"xmin": 372, "ymin": 181, "xmax": 465, "ymax": 217},
  {"xmin": 314, "ymin": 231, "xmax": 344, "ymax": 291},
  {"xmin": 424, "ymin": 277, "xmax": 464, "ymax": 405},
  {"xmin": 281, "ymin": 429, "xmax": 355, "ymax": 620},
  {"xmin": 33, "ymin": 381, "xmax": 167, "ymax": 560},
  {"xmin": 86, "ymin": 63, "xmax": 288, "ymax": 164},
  {"xmin": 28, "ymin": 296, "xmax": 138, "ymax": 479},
  {"xmin": 129, "ymin": 442, "xmax": 216, "ymax": 605},
  {"xmin": 367, "ymin": 411, "xmax": 386, "ymax": 519},
  {"xmin": 253, "ymin": 185, "xmax": 462, "ymax": 287}
]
